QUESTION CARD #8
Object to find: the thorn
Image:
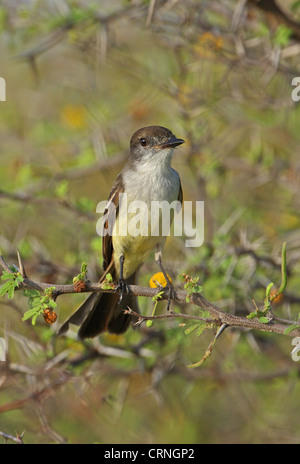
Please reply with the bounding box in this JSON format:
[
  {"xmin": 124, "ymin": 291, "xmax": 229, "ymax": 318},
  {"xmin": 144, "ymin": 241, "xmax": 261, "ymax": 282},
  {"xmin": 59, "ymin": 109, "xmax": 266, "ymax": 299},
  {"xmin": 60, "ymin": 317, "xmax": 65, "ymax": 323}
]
[
  {"xmin": 16, "ymin": 248, "xmax": 27, "ymax": 278},
  {"xmin": 215, "ymin": 323, "xmax": 229, "ymax": 339}
]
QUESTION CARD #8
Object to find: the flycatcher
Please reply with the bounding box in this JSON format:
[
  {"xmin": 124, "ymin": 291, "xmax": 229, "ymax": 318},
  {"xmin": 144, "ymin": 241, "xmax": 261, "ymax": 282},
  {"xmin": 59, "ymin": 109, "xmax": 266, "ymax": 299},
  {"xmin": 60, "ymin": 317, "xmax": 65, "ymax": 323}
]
[{"xmin": 59, "ymin": 125, "xmax": 185, "ymax": 338}]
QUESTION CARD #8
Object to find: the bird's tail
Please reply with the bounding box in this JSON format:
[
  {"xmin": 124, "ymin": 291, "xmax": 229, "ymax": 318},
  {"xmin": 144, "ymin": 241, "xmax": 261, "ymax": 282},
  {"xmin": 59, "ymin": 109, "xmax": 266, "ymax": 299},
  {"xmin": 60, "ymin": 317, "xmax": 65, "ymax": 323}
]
[{"xmin": 58, "ymin": 270, "xmax": 139, "ymax": 338}]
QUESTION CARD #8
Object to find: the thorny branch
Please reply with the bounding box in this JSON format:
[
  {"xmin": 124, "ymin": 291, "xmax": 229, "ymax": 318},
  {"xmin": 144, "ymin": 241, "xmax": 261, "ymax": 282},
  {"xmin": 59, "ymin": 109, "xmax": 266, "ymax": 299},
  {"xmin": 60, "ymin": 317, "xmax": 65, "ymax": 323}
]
[
  {"xmin": 0, "ymin": 252, "xmax": 299, "ymax": 339},
  {"xmin": 0, "ymin": 430, "xmax": 25, "ymax": 444}
]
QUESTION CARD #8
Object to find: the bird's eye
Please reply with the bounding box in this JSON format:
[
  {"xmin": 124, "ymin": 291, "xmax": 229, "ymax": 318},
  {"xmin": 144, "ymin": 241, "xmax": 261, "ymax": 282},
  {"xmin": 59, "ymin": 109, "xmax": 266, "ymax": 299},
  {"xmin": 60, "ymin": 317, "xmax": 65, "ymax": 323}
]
[{"xmin": 139, "ymin": 138, "xmax": 147, "ymax": 147}]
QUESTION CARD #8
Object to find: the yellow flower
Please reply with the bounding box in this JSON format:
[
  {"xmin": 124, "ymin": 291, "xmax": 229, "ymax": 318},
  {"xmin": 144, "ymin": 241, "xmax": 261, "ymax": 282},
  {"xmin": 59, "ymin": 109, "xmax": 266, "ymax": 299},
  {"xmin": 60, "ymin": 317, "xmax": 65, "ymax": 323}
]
[
  {"xmin": 61, "ymin": 104, "xmax": 87, "ymax": 129},
  {"xmin": 149, "ymin": 272, "xmax": 172, "ymax": 288}
]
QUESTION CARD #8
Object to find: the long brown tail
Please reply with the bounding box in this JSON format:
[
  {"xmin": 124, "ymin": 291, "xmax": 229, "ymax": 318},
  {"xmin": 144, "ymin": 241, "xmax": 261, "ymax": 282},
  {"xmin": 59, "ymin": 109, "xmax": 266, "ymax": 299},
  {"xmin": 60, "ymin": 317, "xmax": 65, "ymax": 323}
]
[{"xmin": 58, "ymin": 271, "xmax": 139, "ymax": 338}]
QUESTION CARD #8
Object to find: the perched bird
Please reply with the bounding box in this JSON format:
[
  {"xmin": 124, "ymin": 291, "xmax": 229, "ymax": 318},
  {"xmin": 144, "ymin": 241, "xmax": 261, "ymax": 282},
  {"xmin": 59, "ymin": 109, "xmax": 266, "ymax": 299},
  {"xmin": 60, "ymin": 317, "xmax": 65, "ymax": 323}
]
[{"xmin": 59, "ymin": 125, "xmax": 184, "ymax": 338}]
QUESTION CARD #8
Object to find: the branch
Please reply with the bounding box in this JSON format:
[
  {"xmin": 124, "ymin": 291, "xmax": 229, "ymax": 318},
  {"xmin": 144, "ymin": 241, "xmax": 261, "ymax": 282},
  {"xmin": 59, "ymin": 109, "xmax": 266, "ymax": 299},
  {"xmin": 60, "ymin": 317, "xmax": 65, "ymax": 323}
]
[
  {"xmin": 247, "ymin": 0, "xmax": 300, "ymax": 42},
  {"xmin": 124, "ymin": 307, "xmax": 215, "ymax": 325},
  {"xmin": 0, "ymin": 430, "xmax": 24, "ymax": 444},
  {"xmin": 0, "ymin": 254, "xmax": 299, "ymax": 338},
  {"xmin": 0, "ymin": 189, "xmax": 95, "ymax": 221}
]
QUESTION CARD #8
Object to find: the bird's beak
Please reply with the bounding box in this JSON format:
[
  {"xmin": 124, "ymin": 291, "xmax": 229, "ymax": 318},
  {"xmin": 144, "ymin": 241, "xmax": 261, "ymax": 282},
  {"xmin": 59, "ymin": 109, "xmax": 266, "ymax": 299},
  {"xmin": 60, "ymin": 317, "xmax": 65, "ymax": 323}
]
[{"xmin": 157, "ymin": 136, "xmax": 185, "ymax": 149}]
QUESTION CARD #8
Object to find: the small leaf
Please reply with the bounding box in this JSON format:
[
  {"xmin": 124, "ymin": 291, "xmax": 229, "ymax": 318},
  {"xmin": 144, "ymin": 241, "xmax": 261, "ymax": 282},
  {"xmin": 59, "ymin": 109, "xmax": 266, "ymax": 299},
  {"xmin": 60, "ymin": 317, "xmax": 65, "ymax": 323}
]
[
  {"xmin": 274, "ymin": 25, "xmax": 293, "ymax": 46},
  {"xmin": 278, "ymin": 242, "xmax": 287, "ymax": 295},
  {"xmin": 0, "ymin": 282, "xmax": 12, "ymax": 297},
  {"xmin": 1, "ymin": 272, "xmax": 14, "ymax": 281},
  {"xmin": 106, "ymin": 273, "xmax": 113, "ymax": 283},
  {"xmin": 47, "ymin": 299, "xmax": 57, "ymax": 309},
  {"xmin": 258, "ymin": 316, "xmax": 269, "ymax": 324},
  {"xmin": 81, "ymin": 262, "xmax": 88, "ymax": 274},
  {"xmin": 7, "ymin": 285, "xmax": 15, "ymax": 300},
  {"xmin": 184, "ymin": 323, "xmax": 199, "ymax": 335},
  {"xmin": 32, "ymin": 314, "xmax": 39, "ymax": 326},
  {"xmin": 22, "ymin": 308, "xmax": 40, "ymax": 321},
  {"xmin": 196, "ymin": 323, "xmax": 207, "ymax": 336},
  {"xmin": 23, "ymin": 289, "xmax": 40, "ymax": 298},
  {"xmin": 247, "ymin": 312, "xmax": 257, "ymax": 320},
  {"xmin": 55, "ymin": 179, "xmax": 69, "ymax": 199},
  {"xmin": 284, "ymin": 324, "xmax": 300, "ymax": 335},
  {"xmin": 266, "ymin": 282, "xmax": 274, "ymax": 299}
]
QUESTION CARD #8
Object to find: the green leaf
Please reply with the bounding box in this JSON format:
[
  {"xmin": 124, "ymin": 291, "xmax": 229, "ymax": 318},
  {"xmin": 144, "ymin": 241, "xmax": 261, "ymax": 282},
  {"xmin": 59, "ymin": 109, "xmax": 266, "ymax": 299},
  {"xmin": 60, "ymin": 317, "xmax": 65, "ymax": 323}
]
[
  {"xmin": 15, "ymin": 275, "xmax": 24, "ymax": 285},
  {"xmin": 266, "ymin": 282, "xmax": 274, "ymax": 299},
  {"xmin": 0, "ymin": 282, "xmax": 13, "ymax": 297},
  {"xmin": 196, "ymin": 323, "xmax": 208, "ymax": 336},
  {"xmin": 278, "ymin": 242, "xmax": 287, "ymax": 294},
  {"xmin": 0, "ymin": 271, "xmax": 23, "ymax": 299},
  {"xmin": 23, "ymin": 289, "xmax": 40, "ymax": 298},
  {"xmin": 47, "ymin": 299, "xmax": 57, "ymax": 309},
  {"xmin": 7, "ymin": 285, "xmax": 15, "ymax": 299},
  {"xmin": 76, "ymin": 197, "xmax": 94, "ymax": 213},
  {"xmin": 106, "ymin": 272, "xmax": 113, "ymax": 283},
  {"xmin": 55, "ymin": 179, "xmax": 69, "ymax": 199},
  {"xmin": 22, "ymin": 287, "xmax": 57, "ymax": 325},
  {"xmin": 274, "ymin": 25, "xmax": 293, "ymax": 47},
  {"xmin": 73, "ymin": 262, "xmax": 88, "ymax": 283},
  {"xmin": 247, "ymin": 312, "xmax": 257, "ymax": 320},
  {"xmin": 22, "ymin": 308, "xmax": 41, "ymax": 321},
  {"xmin": 44, "ymin": 286, "xmax": 57, "ymax": 297},
  {"xmin": 284, "ymin": 324, "xmax": 300, "ymax": 335},
  {"xmin": 1, "ymin": 272, "xmax": 14, "ymax": 281},
  {"xmin": 184, "ymin": 323, "xmax": 200, "ymax": 335},
  {"xmin": 258, "ymin": 316, "xmax": 269, "ymax": 324},
  {"xmin": 32, "ymin": 313, "xmax": 40, "ymax": 326}
]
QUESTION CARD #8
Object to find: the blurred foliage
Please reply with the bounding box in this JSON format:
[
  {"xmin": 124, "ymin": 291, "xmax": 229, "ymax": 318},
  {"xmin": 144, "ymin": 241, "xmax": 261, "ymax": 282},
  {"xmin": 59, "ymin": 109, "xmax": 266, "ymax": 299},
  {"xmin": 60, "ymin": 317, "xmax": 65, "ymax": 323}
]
[{"xmin": 1, "ymin": 0, "xmax": 300, "ymax": 444}]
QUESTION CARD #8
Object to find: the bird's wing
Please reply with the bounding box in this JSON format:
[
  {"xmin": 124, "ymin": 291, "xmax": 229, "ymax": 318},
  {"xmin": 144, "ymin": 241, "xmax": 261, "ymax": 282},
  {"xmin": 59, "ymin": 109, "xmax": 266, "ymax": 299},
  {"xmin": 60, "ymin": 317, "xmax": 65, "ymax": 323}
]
[{"xmin": 102, "ymin": 173, "xmax": 124, "ymax": 271}]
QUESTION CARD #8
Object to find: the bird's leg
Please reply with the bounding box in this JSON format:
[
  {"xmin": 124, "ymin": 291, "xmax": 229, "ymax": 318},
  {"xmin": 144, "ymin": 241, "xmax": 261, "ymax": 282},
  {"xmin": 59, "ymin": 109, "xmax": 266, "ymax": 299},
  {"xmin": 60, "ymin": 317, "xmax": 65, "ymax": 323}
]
[
  {"xmin": 155, "ymin": 251, "xmax": 174, "ymax": 311},
  {"xmin": 117, "ymin": 254, "xmax": 129, "ymax": 302}
]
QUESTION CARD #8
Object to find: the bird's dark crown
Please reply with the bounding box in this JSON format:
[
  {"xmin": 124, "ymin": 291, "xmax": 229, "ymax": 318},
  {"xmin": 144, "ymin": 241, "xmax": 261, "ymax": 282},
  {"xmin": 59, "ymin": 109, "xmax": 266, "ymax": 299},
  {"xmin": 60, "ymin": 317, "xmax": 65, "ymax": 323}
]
[{"xmin": 130, "ymin": 125, "xmax": 184, "ymax": 153}]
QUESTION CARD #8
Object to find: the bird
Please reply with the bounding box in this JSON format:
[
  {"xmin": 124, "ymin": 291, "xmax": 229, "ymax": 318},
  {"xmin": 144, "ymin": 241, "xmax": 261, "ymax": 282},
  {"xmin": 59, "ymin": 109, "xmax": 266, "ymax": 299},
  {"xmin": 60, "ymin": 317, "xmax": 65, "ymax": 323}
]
[{"xmin": 59, "ymin": 125, "xmax": 185, "ymax": 338}]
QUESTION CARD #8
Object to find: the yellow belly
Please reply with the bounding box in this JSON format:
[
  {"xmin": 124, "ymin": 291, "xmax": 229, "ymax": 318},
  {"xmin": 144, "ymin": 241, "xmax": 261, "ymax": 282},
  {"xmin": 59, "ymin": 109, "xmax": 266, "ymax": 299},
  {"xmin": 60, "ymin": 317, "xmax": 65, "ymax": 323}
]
[{"xmin": 112, "ymin": 212, "xmax": 166, "ymax": 279}]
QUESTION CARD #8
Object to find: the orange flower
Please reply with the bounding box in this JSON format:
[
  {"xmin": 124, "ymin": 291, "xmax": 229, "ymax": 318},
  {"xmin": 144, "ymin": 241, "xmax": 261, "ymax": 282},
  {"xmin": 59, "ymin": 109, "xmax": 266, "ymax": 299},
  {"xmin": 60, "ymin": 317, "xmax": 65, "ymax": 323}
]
[
  {"xmin": 270, "ymin": 288, "xmax": 284, "ymax": 305},
  {"xmin": 43, "ymin": 308, "xmax": 58, "ymax": 324}
]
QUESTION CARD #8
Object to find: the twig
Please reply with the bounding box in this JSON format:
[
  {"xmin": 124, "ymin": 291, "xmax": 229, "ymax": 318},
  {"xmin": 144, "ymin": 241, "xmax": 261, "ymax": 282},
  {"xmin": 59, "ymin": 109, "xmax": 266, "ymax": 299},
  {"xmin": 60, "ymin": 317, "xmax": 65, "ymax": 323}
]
[
  {"xmin": 0, "ymin": 256, "xmax": 12, "ymax": 274},
  {"xmin": 124, "ymin": 307, "xmax": 215, "ymax": 325},
  {"xmin": 0, "ymin": 189, "xmax": 95, "ymax": 221},
  {"xmin": 187, "ymin": 323, "xmax": 229, "ymax": 368},
  {"xmin": 146, "ymin": 0, "xmax": 157, "ymax": 27}
]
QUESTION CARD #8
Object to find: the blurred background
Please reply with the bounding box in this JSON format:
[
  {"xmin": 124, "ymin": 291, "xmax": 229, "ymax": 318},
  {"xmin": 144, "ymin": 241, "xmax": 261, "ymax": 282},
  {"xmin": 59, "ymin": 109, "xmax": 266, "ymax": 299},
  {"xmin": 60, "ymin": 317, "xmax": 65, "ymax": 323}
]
[{"xmin": 1, "ymin": 0, "xmax": 300, "ymax": 444}]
